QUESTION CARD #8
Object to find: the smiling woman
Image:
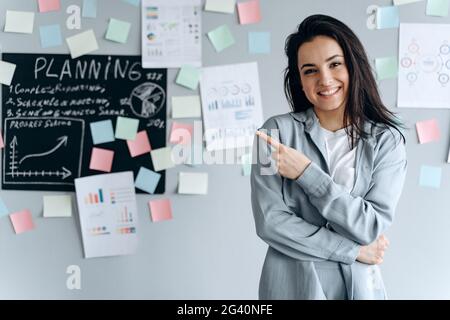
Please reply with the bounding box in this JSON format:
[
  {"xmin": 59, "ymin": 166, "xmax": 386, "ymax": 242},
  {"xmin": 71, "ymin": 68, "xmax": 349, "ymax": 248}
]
[{"xmin": 251, "ymin": 15, "xmax": 408, "ymax": 300}]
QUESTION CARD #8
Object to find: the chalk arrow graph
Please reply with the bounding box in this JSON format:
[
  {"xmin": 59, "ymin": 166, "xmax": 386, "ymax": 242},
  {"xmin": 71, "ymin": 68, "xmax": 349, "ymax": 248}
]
[{"xmin": 19, "ymin": 136, "xmax": 68, "ymax": 165}]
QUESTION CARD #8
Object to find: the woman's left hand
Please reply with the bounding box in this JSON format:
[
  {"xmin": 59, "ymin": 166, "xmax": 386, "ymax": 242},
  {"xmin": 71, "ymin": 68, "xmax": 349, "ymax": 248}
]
[{"xmin": 256, "ymin": 131, "xmax": 312, "ymax": 180}]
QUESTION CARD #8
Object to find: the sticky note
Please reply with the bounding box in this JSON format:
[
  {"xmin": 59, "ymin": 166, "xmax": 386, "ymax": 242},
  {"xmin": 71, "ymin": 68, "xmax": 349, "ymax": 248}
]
[
  {"xmin": 237, "ymin": 0, "xmax": 261, "ymax": 24},
  {"xmin": 4, "ymin": 10, "xmax": 35, "ymax": 34},
  {"xmin": 0, "ymin": 61, "xmax": 17, "ymax": 86},
  {"xmin": 115, "ymin": 116, "xmax": 139, "ymax": 140},
  {"xmin": 176, "ymin": 65, "xmax": 200, "ymax": 90},
  {"xmin": 90, "ymin": 120, "xmax": 115, "ymax": 145},
  {"xmin": 38, "ymin": 0, "xmax": 61, "ymax": 13},
  {"xmin": 172, "ymin": 95, "xmax": 202, "ymax": 118},
  {"xmin": 185, "ymin": 141, "xmax": 204, "ymax": 166},
  {"xmin": 66, "ymin": 30, "xmax": 99, "ymax": 59},
  {"xmin": 39, "ymin": 24, "xmax": 62, "ymax": 48},
  {"xmin": 135, "ymin": 167, "xmax": 161, "ymax": 194},
  {"xmin": 375, "ymin": 57, "xmax": 398, "ymax": 80},
  {"xmin": 106, "ymin": 18, "xmax": 131, "ymax": 44},
  {"xmin": 178, "ymin": 172, "xmax": 208, "ymax": 195},
  {"xmin": 426, "ymin": 0, "xmax": 449, "ymax": 16},
  {"xmin": 0, "ymin": 198, "xmax": 9, "ymax": 218},
  {"xmin": 419, "ymin": 165, "xmax": 441, "ymax": 188},
  {"xmin": 122, "ymin": 0, "xmax": 140, "ymax": 6},
  {"xmin": 82, "ymin": 0, "xmax": 97, "ymax": 18},
  {"xmin": 394, "ymin": 0, "xmax": 423, "ymax": 5},
  {"xmin": 170, "ymin": 122, "xmax": 194, "ymax": 145},
  {"xmin": 376, "ymin": 6, "xmax": 400, "ymax": 29},
  {"xmin": 249, "ymin": 32, "xmax": 270, "ymax": 54},
  {"xmin": 205, "ymin": 0, "xmax": 235, "ymax": 14},
  {"xmin": 151, "ymin": 147, "xmax": 175, "ymax": 171},
  {"xmin": 241, "ymin": 153, "xmax": 252, "ymax": 176},
  {"xmin": 0, "ymin": 132, "xmax": 4, "ymax": 148},
  {"xmin": 127, "ymin": 130, "xmax": 152, "ymax": 157},
  {"xmin": 43, "ymin": 195, "xmax": 72, "ymax": 217},
  {"xmin": 89, "ymin": 147, "xmax": 114, "ymax": 172},
  {"xmin": 10, "ymin": 209, "xmax": 35, "ymax": 234},
  {"xmin": 416, "ymin": 119, "xmax": 440, "ymax": 144},
  {"xmin": 149, "ymin": 199, "xmax": 172, "ymax": 222},
  {"xmin": 207, "ymin": 25, "xmax": 235, "ymax": 52}
]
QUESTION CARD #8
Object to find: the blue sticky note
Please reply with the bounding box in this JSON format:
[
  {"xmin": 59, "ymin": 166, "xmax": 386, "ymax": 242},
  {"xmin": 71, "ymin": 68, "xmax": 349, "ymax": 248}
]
[
  {"xmin": 90, "ymin": 120, "xmax": 115, "ymax": 145},
  {"xmin": 82, "ymin": 0, "xmax": 97, "ymax": 18},
  {"xmin": 135, "ymin": 167, "xmax": 161, "ymax": 194},
  {"xmin": 419, "ymin": 165, "xmax": 442, "ymax": 189},
  {"xmin": 122, "ymin": 0, "xmax": 140, "ymax": 6},
  {"xmin": 249, "ymin": 32, "xmax": 270, "ymax": 54},
  {"xmin": 377, "ymin": 6, "xmax": 400, "ymax": 29},
  {"xmin": 39, "ymin": 24, "xmax": 62, "ymax": 48},
  {"xmin": 0, "ymin": 198, "xmax": 9, "ymax": 218}
]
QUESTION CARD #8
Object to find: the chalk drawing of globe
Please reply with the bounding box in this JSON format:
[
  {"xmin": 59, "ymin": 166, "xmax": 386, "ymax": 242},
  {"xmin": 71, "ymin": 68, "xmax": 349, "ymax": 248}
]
[{"xmin": 129, "ymin": 82, "xmax": 165, "ymax": 118}]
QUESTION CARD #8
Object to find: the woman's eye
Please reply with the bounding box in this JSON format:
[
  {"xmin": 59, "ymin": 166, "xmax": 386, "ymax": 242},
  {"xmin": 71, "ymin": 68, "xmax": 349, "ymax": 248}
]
[
  {"xmin": 330, "ymin": 62, "xmax": 342, "ymax": 68},
  {"xmin": 304, "ymin": 69, "xmax": 316, "ymax": 75}
]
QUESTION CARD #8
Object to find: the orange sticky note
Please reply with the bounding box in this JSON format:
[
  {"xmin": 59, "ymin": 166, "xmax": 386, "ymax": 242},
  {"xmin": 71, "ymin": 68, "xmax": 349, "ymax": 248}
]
[
  {"xmin": 149, "ymin": 199, "xmax": 172, "ymax": 222},
  {"xmin": 169, "ymin": 122, "xmax": 193, "ymax": 145},
  {"xmin": 89, "ymin": 147, "xmax": 114, "ymax": 172},
  {"xmin": 38, "ymin": 0, "xmax": 61, "ymax": 13},
  {"xmin": 127, "ymin": 130, "xmax": 152, "ymax": 157},
  {"xmin": 237, "ymin": 0, "xmax": 261, "ymax": 25},
  {"xmin": 10, "ymin": 209, "xmax": 35, "ymax": 234},
  {"xmin": 416, "ymin": 119, "xmax": 440, "ymax": 144}
]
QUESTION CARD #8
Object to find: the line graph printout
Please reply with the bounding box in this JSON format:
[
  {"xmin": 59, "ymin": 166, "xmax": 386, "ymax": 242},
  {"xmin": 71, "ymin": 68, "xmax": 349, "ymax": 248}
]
[
  {"xmin": 1, "ymin": 53, "xmax": 167, "ymax": 192},
  {"xmin": 398, "ymin": 23, "xmax": 450, "ymax": 109}
]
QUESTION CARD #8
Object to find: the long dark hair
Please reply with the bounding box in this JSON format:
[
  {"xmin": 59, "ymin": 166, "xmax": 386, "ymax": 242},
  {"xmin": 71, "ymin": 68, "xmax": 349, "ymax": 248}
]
[{"xmin": 284, "ymin": 14, "xmax": 405, "ymax": 146}]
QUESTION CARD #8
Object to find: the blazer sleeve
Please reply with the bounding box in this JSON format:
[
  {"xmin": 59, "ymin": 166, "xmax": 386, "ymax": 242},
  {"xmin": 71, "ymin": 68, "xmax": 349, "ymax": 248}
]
[
  {"xmin": 251, "ymin": 118, "xmax": 360, "ymax": 264},
  {"xmin": 296, "ymin": 128, "xmax": 407, "ymax": 246}
]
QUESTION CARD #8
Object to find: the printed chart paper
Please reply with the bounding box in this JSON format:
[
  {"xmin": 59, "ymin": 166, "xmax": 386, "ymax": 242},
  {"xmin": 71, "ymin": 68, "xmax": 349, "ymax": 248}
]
[
  {"xmin": 75, "ymin": 171, "xmax": 138, "ymax": 258},
  {"xmin": 141, "ymin": 0, "xmax": 201, "ymax": 68},
  {"xmin": 398, "ymin": 23, "xmax": 450, "ymax": 108},
  {"xmin": 199, "ymin": 62, "xmax": 263, "ymax": 151}
]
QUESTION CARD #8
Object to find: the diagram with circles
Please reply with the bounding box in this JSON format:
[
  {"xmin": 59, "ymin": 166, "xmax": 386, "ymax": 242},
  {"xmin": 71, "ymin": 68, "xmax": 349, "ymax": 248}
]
[{"xmin": 398, "ymin": 23, "xmax": 450, "ymax": 109}]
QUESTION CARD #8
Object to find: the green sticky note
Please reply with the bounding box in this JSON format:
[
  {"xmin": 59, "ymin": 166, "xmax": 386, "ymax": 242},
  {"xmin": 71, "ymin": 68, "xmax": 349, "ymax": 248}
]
[
  {"xmin": 105, "ymin": 18, "xmax": 131, "ymax": 43},
  {"xmin": 375, "ymin": 56, "xmax": 398, "ymax": 80},
  {"xmin": 426, "ymin": 0, "xmax": 449, "ymax": 17},
  {"xmin": 207, "ymin": 25, "xmax": 235, "ymax": 52},
  {"xmin": 115, "ymin": 116, "xmax": 139, "ymax": 140},
  {"xmin": 176, "ymin": 65, "xmax": 200, "ymax": 90}
]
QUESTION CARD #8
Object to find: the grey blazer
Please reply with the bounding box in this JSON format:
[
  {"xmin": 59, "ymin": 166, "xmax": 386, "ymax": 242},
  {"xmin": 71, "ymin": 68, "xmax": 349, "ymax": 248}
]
[{"xmin": 251, "ymin": 108, "xmax": 407, "ymax": 300}]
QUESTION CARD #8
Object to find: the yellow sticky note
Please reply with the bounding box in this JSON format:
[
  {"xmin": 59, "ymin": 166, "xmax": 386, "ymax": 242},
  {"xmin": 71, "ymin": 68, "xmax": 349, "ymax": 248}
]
[{"xmin": 66, "ymin": 30, "xmax": 99, "ymax": 59}]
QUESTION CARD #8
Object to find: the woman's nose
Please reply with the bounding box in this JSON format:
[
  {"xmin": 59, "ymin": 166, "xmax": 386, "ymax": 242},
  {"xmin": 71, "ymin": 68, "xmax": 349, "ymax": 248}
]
[{"xmin": 319, "ymin": 71, "xmax": 334, "ymax": 86}]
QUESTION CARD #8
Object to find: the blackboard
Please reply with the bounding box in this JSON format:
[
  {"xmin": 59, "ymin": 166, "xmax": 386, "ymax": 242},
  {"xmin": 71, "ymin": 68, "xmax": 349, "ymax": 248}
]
[{"xmin": 1, "ymin": 53, "xmax": 166, "ymax": 193}]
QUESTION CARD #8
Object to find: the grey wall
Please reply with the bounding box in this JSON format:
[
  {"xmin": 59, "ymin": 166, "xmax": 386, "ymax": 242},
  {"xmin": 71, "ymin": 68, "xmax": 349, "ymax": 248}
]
[{"xmin": 0, "ymin": 0, "xmax": 449, "ymax": 299}]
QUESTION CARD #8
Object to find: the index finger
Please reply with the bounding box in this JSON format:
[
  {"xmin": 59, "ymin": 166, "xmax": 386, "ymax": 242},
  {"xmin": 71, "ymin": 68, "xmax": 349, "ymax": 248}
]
[{"xmin": 256, "ymin": 131, "xmax": 281, "ymax": 149}]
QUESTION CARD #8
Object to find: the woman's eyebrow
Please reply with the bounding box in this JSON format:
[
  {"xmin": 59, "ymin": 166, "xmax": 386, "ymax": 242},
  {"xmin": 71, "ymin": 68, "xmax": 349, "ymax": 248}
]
[{"xmin": 300, "ymin": 54, "xmax": 344, "ymax": 70}]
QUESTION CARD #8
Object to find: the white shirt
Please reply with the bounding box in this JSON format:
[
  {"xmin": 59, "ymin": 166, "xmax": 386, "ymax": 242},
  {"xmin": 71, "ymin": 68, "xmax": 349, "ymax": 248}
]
[{"xmin": 320, "ymin": 126, "xmax": 357, "ymax": 193}]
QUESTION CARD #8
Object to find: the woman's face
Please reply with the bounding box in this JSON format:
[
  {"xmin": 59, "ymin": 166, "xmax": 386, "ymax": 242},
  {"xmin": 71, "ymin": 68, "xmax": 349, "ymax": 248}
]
[{"xmin": 297, "ymin": 36, "xmax": 349, "ymax": 114}]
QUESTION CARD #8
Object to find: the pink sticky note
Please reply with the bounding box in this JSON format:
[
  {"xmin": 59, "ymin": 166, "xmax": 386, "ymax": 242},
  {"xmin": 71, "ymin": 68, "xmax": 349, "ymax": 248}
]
[
  {"xmin": 169, "ymin": 122, "xmax": 193, "ymax": 145},
  {"xmin": 237, "ymin": 0, "xmax": 261, "ymax": 25},
  {"xmin": 149, "ymin": 199, "xmax": 173, "ymax": 222},
  {"xmin": 10, "ymin": 209, "xmax": 35, "ymax": 234},
  {"xmin": 0, "ymin": 132, "xmax": 4, "ymax": 148},
  {"xmin": 89, "ymin": 147, "xmax": 114, "ymax": 172},
  {"xmin": 127, "ymin": 130, "xmax": 152, "ymax": 157},
  {"xmin": 38, "ymin": 0, "xmax": 61, "ymax": 12},
  {"xmin": 416, "ymin": 119, "xmax": 440, "ymax": 144}
]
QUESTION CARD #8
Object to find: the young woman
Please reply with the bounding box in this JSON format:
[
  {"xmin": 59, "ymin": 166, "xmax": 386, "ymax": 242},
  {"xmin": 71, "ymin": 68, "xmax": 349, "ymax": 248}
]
[{"xmin": 251, "ymin": 14, "xmax": 407, "ymax": 300}]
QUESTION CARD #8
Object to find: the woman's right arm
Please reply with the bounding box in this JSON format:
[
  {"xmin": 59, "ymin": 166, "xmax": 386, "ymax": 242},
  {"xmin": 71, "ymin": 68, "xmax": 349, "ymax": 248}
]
[{"xmin": 251, "ymin": 118, "xmax": 360, "ymax": 264}]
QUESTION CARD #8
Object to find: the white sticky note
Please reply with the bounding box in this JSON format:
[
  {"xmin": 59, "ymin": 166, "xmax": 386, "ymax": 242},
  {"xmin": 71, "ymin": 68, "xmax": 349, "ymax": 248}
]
[
  {"xmin": 43, "ymin": 195, "xmax": 72, "ymax": 217},
  {"xmin": 393, "ymin": 0, "xmax": 423, "ymax": 5},
  {"xmin": 66, "ymin": 29, "xmax": 99, "ymax": 59},
  {"xmin": 172, "ymin": 95, "xmax": 202, "ymax": 118},
  {"xmin": 205, "ymin": 0, "xmax": 236, "ymax": 13},
  {"xmin": 4, "ymin": 10, "xmax": 35, "ymax": 34},
  {"xmin": 178, "ymin": 172, "xmax": 208, "ymax": 195},
  {"xmin": 151, "ymin": 147, "xmax": 175, "ymax": 172},
  {"xmin": 0, "ymin": 61, "xmax": 17, "ymax": 86}
]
